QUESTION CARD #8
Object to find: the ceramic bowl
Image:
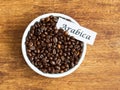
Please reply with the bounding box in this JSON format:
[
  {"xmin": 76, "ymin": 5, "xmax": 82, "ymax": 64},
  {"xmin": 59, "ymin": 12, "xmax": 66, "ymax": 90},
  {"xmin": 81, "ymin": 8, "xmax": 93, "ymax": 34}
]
[{"xmin": 21, "ymin": 13, "xmax": 87, "ymax": 78}]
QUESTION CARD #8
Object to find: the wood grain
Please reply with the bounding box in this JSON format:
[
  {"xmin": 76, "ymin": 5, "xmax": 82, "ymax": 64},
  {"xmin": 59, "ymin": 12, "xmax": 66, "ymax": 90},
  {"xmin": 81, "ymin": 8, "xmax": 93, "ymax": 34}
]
[{"xmin": 0, "ymin": 0, "xmax": 120, "ymax": 90}]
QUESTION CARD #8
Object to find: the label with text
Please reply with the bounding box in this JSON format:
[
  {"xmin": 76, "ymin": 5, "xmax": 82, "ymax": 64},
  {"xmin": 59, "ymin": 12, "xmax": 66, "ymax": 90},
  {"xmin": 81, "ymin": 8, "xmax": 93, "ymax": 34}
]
[{"xmin": 56, "ymin": 18, "xmax": 97, "ymax": 45}]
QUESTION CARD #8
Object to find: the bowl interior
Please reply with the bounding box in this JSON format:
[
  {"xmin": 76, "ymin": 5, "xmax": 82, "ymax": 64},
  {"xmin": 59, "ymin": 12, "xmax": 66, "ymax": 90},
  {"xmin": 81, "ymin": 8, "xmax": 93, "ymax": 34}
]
[{"xmin": 21, "ymin": 13, "xmax": 86, "ymax": 78}]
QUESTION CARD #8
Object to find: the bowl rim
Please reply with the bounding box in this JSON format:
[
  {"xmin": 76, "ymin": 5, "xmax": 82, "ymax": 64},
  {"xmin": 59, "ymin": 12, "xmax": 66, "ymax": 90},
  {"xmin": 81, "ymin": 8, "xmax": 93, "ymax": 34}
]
[{"xmin": 21, "ymin": 13, "xmax": 87, "ymax": 78}]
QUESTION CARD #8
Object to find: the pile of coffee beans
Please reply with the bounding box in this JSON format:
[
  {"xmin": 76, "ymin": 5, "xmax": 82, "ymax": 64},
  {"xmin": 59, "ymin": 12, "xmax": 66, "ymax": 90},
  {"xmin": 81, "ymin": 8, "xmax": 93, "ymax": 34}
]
[{"xmin": 25, "ymin": 15, "xmax": 83, "ymax": 73}]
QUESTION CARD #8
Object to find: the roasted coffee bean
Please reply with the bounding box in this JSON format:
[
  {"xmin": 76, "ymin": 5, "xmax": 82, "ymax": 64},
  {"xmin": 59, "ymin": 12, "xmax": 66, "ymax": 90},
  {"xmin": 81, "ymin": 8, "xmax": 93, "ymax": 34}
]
[
  {"xmin": 74, "ymin": 60, "xmax": 78, "ymax": 65},
  {"xmin": 37, "ymin": 41, "xmax": 40, "ymax": 45},
  {"xmin": 61, "ymin": 65, "xmax": 65, "ymax": 69},
  {"xmin": 45, "ymin": 17, "xmax": 50, "ymax": 22},
  {"xmin": 65, "ymin": 64, "xmax": 69, "ymax": 68},
  {"xmin": 34, "ymin": 61, "xmax": 38, "ymax": 66},
  {"xmin": 64, "ymin": 53, "xmax": 67, "ymax": 57},
  {"xmin": 61, "ymin": 56, "xmax": 65, "ymax": 61},
  {"xmin": 31, "ymin": 26, "xmax": 35, "ymax": 30},
  {"xmin": 50, "ymin": 57, "xmax": 53, "ymax": 60},
  {"xmin": 60, "ymin": 70, "xmax": 64, "ymax": 73},
  {"xmin": 36, "ymin": 49, "xmax": 40, "ymax": 53},
  {"xmin": 56, "ymin": 53, "xmax": 59, "ymax": 57},
  {"xmin": 58, "ymin": 44, "xmax": 61, "ymax": 49},
  {"xmin": 27, "ymin": 49, "xmax": 31, "ymax": 53},
  {"xmin": 55, "ymin": 66, "xmax": 60, "ymax": 70},
  {"xmin": 25, "ymin": 15, "xmax": 83, "ymax": 74},
  {"xmin": 54, "ymin": 57, "xmax": 57, "ymax": 61},
  {"xmin": 53, "ymin": 49, "xmax": 56, "ymax": 54},
  {"xmin": 39, "ymin": 54, "xmax": 44, "ymax": 59},
  {"xmin": 31, "ymin": 60, "xmax": 35, "ymax": 65},
  {"xmin": 67, "ymin": 56, "xmax": 70, "ymax": 59},
  {"xmin": 28, "ymin": 52, "xmax": 32, "ymax": 57},
  {"xmin": 28, "ymin": 41, "xmax": 33, "ymax": 46},
  {"xmin": 55, "ymin": 29, "xmax": 58, "ymax": 34},
  {"xmin": 53, "ymin": 37, "xmax": 58, "ymax": 43},
  {"xmin": 56, "ymin": 59, "xmax": 61, "ymax": 65},
  {"xmin": 50, "ymin": 61, "xmax": 56, "ymax": 65},
  {"xmin": 48, "ymin": 67, "xmax": 52, "ymax": 72},
  {"xmin": 70, "ymin": 62, "xmax": 74, "ymax": 68},
  {"xmin": 41, "ymin": 69, "xmax": 47, "ymax": 73},
  {"xmin": 30, "ymin": 56, "xmax": 34, "ymax": 61},
  {"xmin": 48, "ymin": 43, "xmax": 52, "ymax": 47},
  {"xmin": 29, "ymin": 46, "xmax": 35, "ymax": 50},
  {"xmin": 64, "ymin": 68, "xmax": 68, "ymax": 72},
  {"xmin": 34, "ymin": 56, "xmax": 38, "ymax": 60}
]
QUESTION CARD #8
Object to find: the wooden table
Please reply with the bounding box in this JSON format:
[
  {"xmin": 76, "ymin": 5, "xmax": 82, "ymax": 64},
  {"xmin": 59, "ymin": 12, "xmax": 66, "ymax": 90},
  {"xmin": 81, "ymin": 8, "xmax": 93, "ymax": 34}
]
[{"xmin": 0, "ymin": 0, "xmax": 120, "ymax": 90}]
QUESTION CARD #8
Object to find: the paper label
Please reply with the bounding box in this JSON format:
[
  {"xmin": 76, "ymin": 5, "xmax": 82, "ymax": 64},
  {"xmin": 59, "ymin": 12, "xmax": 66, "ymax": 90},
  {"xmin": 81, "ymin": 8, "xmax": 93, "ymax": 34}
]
[{"xmin": 56, "ymin": 18, "xmax": 97, "ymax": 45}]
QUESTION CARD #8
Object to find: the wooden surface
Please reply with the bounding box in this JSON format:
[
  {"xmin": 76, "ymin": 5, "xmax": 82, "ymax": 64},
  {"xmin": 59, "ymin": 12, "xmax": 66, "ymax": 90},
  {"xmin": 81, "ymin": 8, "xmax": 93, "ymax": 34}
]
[{"xmin": 0, "ymin": 0, "xmax": 120, "ymax": 90}]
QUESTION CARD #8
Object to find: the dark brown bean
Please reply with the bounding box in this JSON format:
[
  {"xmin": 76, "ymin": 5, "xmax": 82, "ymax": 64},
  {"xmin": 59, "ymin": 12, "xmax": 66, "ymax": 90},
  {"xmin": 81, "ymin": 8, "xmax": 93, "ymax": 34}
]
[
  {"xmin": 27, "ymin": 49, "xmax": 31, "ymax": 53},
  {"xmin": 53, "ymin": 49, "xmax": 56, "ymax": 54},
  {"xmin": 48, "ymin": 43, "xmax": 52, "ymax": 47},
  {"xmin": 30, "ymin": 46, "xmax": 35, "ymax": 50},
  {"xmin": 50, "ymin": 61, "xmax": 56, "ymax": 65},
  {"xmin": 55, "ymin": 66, "xmax": 60, "ymax": 70},
  {"xmin": 60, "ymin": 70, "xmax": 64, "ymax": 73},
  {"xmin": 28, "ymin": 41, "xmax": 33, "ymax": 46},
  {"xmin": 56, "ymin": 59, "xmax": 61, "ymax": 65},
  {"xmin": 53, "ymin": 37, "xmax": 58, "ymax": 43},
  {"xmin": 61, "ymin": 56, "xmax": 65, "ymax": 61}
]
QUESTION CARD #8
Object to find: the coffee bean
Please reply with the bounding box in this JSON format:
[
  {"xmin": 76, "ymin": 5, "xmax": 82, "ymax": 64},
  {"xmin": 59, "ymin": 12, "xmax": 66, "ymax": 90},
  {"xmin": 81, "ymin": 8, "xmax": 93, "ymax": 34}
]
[
  {"xmin": 69, "ymin": 45, "xmax": 73, "ymax": 48},
  {"xmin": 25, "ymin": 15, "xmax": 83, "ymax": 74},
  {"xmin": 70, "ymin": 62, "xmax": 74, "ymax": 68},
  {"xmin": 58, "ymin": 44, "xmax": 61, "ymax": 49},
  {"xmin": 55, "ymin": 70, "xmax": 59, "ymax": 73},
  {"xmin": 48, "ymin": 67, "xmax": 52, "ymax": 72},
  {"xmin": 44, "ymin": 31, "xmax": 48, "ymax": 35},
  {"xmin": 61, "ymin": 56, "xmax": 65, "ymax": 61},
  {"xmin": 37, "ymin": 41, "xmax": 40, "ymax": 45},
  {"xmin": 74, "ymin": 60, "xmax": 78, "ymax": 65},
  {"xmin": 30, "ymin": 46, "xmax": 35, "ymax": 50},
  {"xmin": 30, "ymin": 56, "xmax": 34, "ymax": 61},
  {"xmin": 51, "ymin": 67, "xmax": 55, "ymax": 73},
  {"xmin": 41, "ymin": 69, "xmax": 47, "ymax": 73},
  {"xmin": 50, "ymin": 61, "xmax": 56, "ymax": 65},
  {"xmin": 53, "ymin": 49, "xmax": 56, "ymax": 54},
  {"xmin": 55, "ymin": 29, "xmax": 58, "ymax": 34},
  {"xmin": 35, "ymin": 56, "xmax": 38, "ymax": 60},
  {"xmin": 67, "ymin": 56, "xmax": 70, "ymax": 60},
  {"xmin": 34, "ymin": 61, "xmax": 38, "ymax": 66},
  {"xmin": 48, "ymin": 43, "xmax": 52, "ymax": 47},
  {"xmin": 64, "ymin": 53, "xmax": 67, "ymax": 57},
  {"xmin": 61, "ymin": 65, "xmax": 65, "ymax": 69},
  {"xmin": 56, "ymin": 53, "xmax": 59, "ymax": 57},
  {"xmin": 39, "ymin": 54, "xmax": 44, "ymax": 59},
  {"xmin": 27, "ymin": 49, "xmax": 31, "ymax": 53},
  {"xmin": 45, "ymin": 17, "xmax": 50, "ymax": 22},
  {"xmin": 65, "ymin": 64, "xmax": 69, "ymax": 68},
  {"xmin": 64, "ymin": 68, "xmax": 68, "ymax": 72},
  {"xmin": 55, "ymin": 66, "xmax": 60, "ymax": 70},
  {"xmin": 60, "ymin": 70, "xmax": 64, "ymax": 73},
  {"xmin": 52, "ymin": 55, "xmax": 56, "ymax": 59},
  {"xmin": 56, "ymin": 59, "xmax": 61, "ymax": 65},
  {"xmin": 42, "ymin": 58, "xmax": 47, "ymax": 63},
  {"xmin": 28, "ymin": 41, "xmax": 33, "ymax": 46},
  {"xmin": 32, "ymin": 52, "xmax": 36, "ymax": 56},
  {"xmin": 31, "ymin": 26, "xmax": 35, "ymax": 30},
  {"xmin": 53, "ymin": 37, "xmax": 58, "ymax": 43},
  {"xmin": 31, "ymin": 61, "xmax": 35, "ymax": 65},
  {"xmin": 28, "ymin": 52, "xmax": 32, "ymax": 57}
]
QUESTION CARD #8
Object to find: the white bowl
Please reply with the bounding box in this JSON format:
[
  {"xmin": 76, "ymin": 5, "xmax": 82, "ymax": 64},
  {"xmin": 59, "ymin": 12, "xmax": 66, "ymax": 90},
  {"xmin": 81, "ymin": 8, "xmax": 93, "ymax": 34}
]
[{"xmin": 21, "ymin": 13, "xmax": 87, "ymax": 78}]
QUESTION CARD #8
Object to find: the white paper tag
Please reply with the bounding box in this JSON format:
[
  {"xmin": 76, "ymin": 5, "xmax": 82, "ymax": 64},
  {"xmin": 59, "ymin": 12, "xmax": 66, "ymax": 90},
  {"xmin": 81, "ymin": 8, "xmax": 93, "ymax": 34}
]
[{"xmin": 56, "ymin": 18, "xmax": 97, "ymax": 45}]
